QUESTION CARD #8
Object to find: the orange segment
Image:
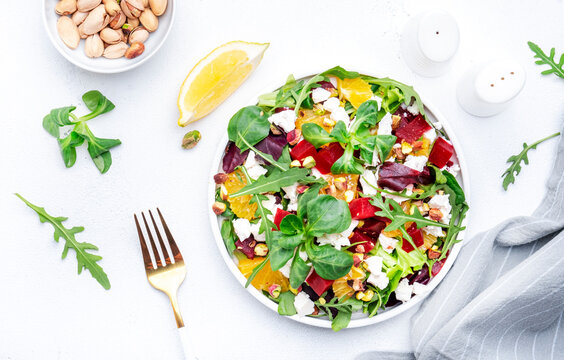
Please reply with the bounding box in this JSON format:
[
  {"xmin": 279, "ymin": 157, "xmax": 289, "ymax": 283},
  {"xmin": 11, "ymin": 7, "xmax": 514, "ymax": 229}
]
[
  {"xmin": 413, "ymin": 138, "xmax": 431, "ymax": 156},
  {"xmin": 321, "ymin": 174, "xmax": 359, "ymax": 201},
  {"xmin": 337, "ymin": 77, "xmax": 373, "ymax": 109},
  {"xmin": 238, "ymin": 257, "xmax": 289, "ymax": 292},
  {"xmin": 295, "ymin": 109, "xmax": 334, "ymax": 133},
  {"xmin": 224, "ymin": 170, "xmax": 257, "ymax": 220},
  {"xmin": 332, "ymin": 265, "xmax": 366, "ymax": 299}
]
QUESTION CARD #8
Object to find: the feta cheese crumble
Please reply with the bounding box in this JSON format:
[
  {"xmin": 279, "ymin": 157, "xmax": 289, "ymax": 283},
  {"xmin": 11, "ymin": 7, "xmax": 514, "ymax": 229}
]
[
  {"xmin": 282, "ymin": 183, "xmax": 300, "ymax": 212},
  {"xmin": 422, "ymin": 224, "xmax": 445, "ymax": 237},
  {"xmin": 378, "ymin": 233, "xmax": 399, "ymax": 253},
  {"xmin": 394, "ymin": 278, "xmax": 413, "ymax": 302},
  {"xmin": 244, "ymin": 151, "xmax": 268, "ymax": 180},
  {"xmin": 250, "ymin": 220, "xmax": 264, "ymax": 241},
  {"xmin": 317, "ymin": 220, "xmax": 359, "ymax": 250},
  {"xmin": 446, "ymin": 163, "xmax": 461, "ymax": 177},
  {"xmin": 330, "ymin": 107, "xmax": 350, "ymax": 123},
  {"xmin": 422, "ymin": 128, "xmax": 437, "ymax": 143},
  {"xmin": 428, "ymin": 194, "xmax": 452, "ymax": 224},
  {"xmin": 268, "ymin": 110, "xmax": 296, "ymax": 133},
  {"xmin": 360, "ymin": 169, "xmax": 379, "ymax": 195},
  {"xmin": 232, "ymin": 218, "xmax": 251, "ymax": 241},
  {"xmin": 377, "ymin": 113, "xmax": 393, "ymax": 135},
  {"xmin": 322, "ymin": 97, "xmax": 341, "ymax": 112},
  {"xmin": 403, "ymin": 155, "xmax": 428, "ymax": 172},
  {"xmin": 407, "ymin": 104, "xmax": 419, "ymax": 116},
  {"xmin": 311, "ymin": 87, "xmax": 331, "ymax": 103},
  {"xmin": 294, "ymin": 291, "xmax": 315, "ymax": 317},
  {"xmin": 364, "ymin": 256, "xmax": 389, "ymax": 289},
  {"xmin": 412, "ymin": 282, "xmax": 428, "ymax": 296}
]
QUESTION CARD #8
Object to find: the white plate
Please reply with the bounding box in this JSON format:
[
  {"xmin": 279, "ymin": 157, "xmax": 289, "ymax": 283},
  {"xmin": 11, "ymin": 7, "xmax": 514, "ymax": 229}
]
[
  {"xmin": 42, "ymin": 0, "xmax": 175, "ymax": 73},
  {"xmin": 208, "ymin": 71, "xmax": 470, "ymax": 329}
]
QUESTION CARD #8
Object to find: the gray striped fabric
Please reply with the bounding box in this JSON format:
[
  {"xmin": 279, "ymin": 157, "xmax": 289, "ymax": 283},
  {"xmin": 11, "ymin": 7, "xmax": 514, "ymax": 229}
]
[{"xmin": 358, "ymin": 128, "xmax": 564, "ymax": 360}]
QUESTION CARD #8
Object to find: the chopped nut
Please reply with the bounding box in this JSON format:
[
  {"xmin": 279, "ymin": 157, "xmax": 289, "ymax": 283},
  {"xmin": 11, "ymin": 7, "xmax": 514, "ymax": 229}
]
[
  {"xmin": 312, "ymin": 306, "xmax": 320, "ymax": 316},
  {"xmin": 355, "ymin": 291, "xmax": 365, "ymax": 300},
  {"xmin": 353, "ymin": 253, "xmax": 364, "ymax": 266},
  {"xmin": 438, "ymin": 190, "xmax": 445, "ymax": 195},
  {"xmin": 391, "ymin": 114, "xmax": 401, "ymax": 129},
  {"xmin": 344, "ymin": 190, "xmax": 355, "ymax": 203},
  {"xmin": 220, "ymin": 185, "xmax": 229, "ymax": 201},
  {"xmin": 393, "ymin": 146, "xmax": 406, "ymax": 160},
  {"xmin": 354, "ymin": 245, "xmax": 366, "ymax": 256},
  {"xmin": 214, "ymin": 173, "xmax": 228, "ymax": 184},
  {"xmin": 318, "ymin": 297, "xmax": 326, "ymax": 305},
  {"xmin": 313, "ymin": 104, "xmax": 326, "ymax": 115},
  {"xmin": 302, "ymin": 156, "xmax": 316, "ymax": 169},
  {"xmin": 212, "ymin": 201, "xmax": 226, "ymax": 215},
  {"xmin": 352, "ymin": 279, "xmax": 365, "ymax": 292},
  {"xmin": 428, "ymin": 249, "xmax": 441, "ymax": 259},
  {"xmin": 268, "ymin": 284, "xmax": 281, "ymax": 298},
  {"xmin": 401, "ymin": 141, "xmax": 413, "ymax": 154},
  {"xmin": 323, "ymin": 118, "xmax": 336, "ymax": 127},
  {"xmin": 334, "ymin": 178, "xmax": 347, "ymax": 191},
  {"xmin": 290, "ymin": 160, "xmax": 302, "ymax": 168},
  {"xmin": 412, "ymin": 140, "xmax": 424, "ymax": 152},
  {"xmin": 270, "ymin": 123, "xmax": 282, "ymax": 135},
  {"xmin": 361, "ymin": 289, "xmax": 374, "ymax": 302},
  {"xmin": 429, "ymin": 208, "xmax": 443, "ymax": 221},
  {"xmin": 286, "ymin": 129, "xmax": 301, "ymax": 145},
  {"xmin": 297, "ymin": 185, "xmax": 309, "ymax": 194},
  {"xmin": 254, "ymin": 243, "xmax": 269, "ymax": 256},
  {"xmin": 182, "ymin": 130, "xmax": 201, "ymax": 149},
  {"xmin": 326, "ymin": 184, "xmax": 337, "ymax": 197},
  {"xmin": 423, "ymin": 203, "xmax": 430, "ymax": 211}
]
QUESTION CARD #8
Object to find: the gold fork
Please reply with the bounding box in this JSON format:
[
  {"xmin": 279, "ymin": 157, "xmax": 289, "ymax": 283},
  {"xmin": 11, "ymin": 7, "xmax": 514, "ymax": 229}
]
[{"xmin": 134, "ymin": 209, "xmax": 195, "ymax": 359}]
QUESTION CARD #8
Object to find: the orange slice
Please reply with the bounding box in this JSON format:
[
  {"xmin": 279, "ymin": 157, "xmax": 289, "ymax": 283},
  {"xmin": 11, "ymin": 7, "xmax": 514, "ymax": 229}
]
[{"xmin": 238, "ymin": 257, "xmax": 289, "ymax": 292}]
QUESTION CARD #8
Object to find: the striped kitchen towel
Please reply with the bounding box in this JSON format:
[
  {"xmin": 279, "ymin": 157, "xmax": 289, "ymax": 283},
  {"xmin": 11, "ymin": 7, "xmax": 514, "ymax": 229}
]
[{"xmin": 358, "ymin": 128, "xmax": 564, "ymax": 360}]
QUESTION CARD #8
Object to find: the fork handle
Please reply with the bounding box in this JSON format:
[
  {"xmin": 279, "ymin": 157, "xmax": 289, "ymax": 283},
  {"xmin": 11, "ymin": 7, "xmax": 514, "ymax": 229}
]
[{"xmin": 178, "ymin": 326, "xmax": 197, "ymax": 359}]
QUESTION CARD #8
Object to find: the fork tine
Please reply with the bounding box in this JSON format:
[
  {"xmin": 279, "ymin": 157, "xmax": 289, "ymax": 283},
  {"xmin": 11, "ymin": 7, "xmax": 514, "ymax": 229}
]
[
  {"xmin": 149, "ymin": 210, "xmax": 172, "ymax": 265},
  {"xmin": 141, "ymin": 212, "xmax": 163, "ymax": 268},
  {"xmin": 134, "ymin": 214, "xmax": 153, "ymax": 271},
  {"xmin": 157, "ymin": 208, "xmax": 184, "ymax": 261}
]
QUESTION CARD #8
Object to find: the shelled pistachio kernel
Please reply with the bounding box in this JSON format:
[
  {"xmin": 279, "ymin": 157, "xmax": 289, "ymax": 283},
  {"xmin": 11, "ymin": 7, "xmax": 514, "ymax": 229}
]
[{"xmin": 182, "ymin": 130, "xmax": 201, "ymax": 149}]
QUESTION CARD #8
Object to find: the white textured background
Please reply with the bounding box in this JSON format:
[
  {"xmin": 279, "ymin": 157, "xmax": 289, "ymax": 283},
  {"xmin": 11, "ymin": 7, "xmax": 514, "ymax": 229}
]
[{"xmin": 1, "ymin": 0, "xmax": 563, "ymax": 359}]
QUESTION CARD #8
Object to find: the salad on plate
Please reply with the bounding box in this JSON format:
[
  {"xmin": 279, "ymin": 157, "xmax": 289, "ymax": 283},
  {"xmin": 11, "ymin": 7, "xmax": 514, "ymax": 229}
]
[{"xmin": 212, "ymin": 66, "xmax": 468, "ymax": 331}]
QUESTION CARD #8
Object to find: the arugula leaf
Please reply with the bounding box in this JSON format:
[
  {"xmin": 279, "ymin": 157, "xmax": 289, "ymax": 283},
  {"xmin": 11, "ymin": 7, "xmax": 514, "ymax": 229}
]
[
  {"xmin": 236, "ymin": 133, "xmax": 289, "ymax": 172},
  {"xmin": 277, "ymin": 291, "xmax": 297, "ymax": 315},
  {"xmin": 301, "ymin": 123, "xmax": 336, "ymax": 148},
  {"xmin": 502, "ymin": 132, "xmax": 560, "ymax": 190},
  {"xmin": 294, "ymin": 75, "xmax": 325, "ymax": 116},
  {"xmin": 306, "ymin": 243, "xmax": 353, "ymax": 280},
  {"xmin": 80, "ymin": 90, "xmax": 115, "ymax": 120},
  {"xmin": 443, "ymin": 171, "xmax": 465, "ymax": 204},
  {"xmin": 528, "ymin": 41, "xmax": 564, "ymax": 78},
  {"xmin": 371, "ymin": 193, "xmax": 447, "ymax": 231},
  {"xmin": 365, "ymin": 77, "xmax": 427, "ymax": 120},
  {"xmin": 228, "ymin": 106, "xmax": 271, "ymax": 151},
  {"xmin": 321, "ymin": 66, "xmax": 360, "ymax": 80},
  {"xmin": 16, "ymin": 193, "xmax": 110, "ymax": 290},
  {"xmin": 289, "ymin": 251, "xmax": 311, "ymax": 289},
  {"xmin": 230, "ymin": 168, "xmax": 309, "ymax": 197},
  {"xmin": 305, "ymin": 195, "xmax": 352, "ymax": 236},
  {"xmin": 58, "ymin": 131, "xmax": 85, "ymax": 168}
]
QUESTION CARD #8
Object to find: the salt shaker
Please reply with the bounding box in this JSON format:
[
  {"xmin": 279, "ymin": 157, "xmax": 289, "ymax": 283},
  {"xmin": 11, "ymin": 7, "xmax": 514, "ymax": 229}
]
[
  {"xmin": 401, "ymin": 10, "xmax": 460, "ymax": 77},
  {"xmin": 457, "ymin": 59, "xmax": 526, "ymax": 117}
]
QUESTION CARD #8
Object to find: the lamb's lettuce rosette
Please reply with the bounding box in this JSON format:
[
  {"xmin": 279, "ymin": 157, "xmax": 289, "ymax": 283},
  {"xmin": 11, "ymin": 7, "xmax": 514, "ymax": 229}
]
[{"xmin": 212, "ymin": 66, "xmax": 468, "ymax": 331}]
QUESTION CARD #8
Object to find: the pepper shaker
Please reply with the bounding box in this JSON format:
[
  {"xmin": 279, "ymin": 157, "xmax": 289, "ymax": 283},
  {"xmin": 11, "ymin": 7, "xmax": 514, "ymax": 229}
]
[
  {"xmin": 457, "ymin": 59, "xmax": 526, "ymax": 117},
  {"xmin": 401, "ymin": 10, "xmax": 460, "ymax": 77}
]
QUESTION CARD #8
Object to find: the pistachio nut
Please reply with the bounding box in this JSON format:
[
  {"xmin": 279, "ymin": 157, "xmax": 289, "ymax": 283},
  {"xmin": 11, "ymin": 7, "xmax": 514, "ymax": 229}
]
[
  {"xmin": 129, "ymin": 26, "xmax": 149, "ymax": 43},
  {"xmin": 126, "ymin": 17, "xmax": 139, "ymax": 27},
  {"xmin": 121, "ymin": 23, "xmax": 134, "ymax": 36},
  {"xmin": 57, "ymin": 16, "xmax": 80, "ymax": 49},
  {"xmin": 121, "ymin": 0, "xmax": 144, "ymax": 18},
  {"xmin": 84, "ymin": 34, "xmax": 104, "ymax": 58},
  {"xmin": 102, "ymin": 0, "xmax": 120, "ymax": 17},
  {"xmin": 71, "ymin": 11, "xmax": 88, "ymax": 25},
  {"xmin": 141, "ymin": 0, "xmax": 149, "ymax": 7},
  {"xmin": 55, "ymin": 0, "xmax": 77, "ymax": 16},
  {"xmin": 125, "ymin": 42, "xmax": 145, "ymax": 59},
  {"xmin": 102, "ymin": 42, "xmax": 128, "ymax": 58},
  {"xmin": 139, "ymin": 8, "xmax": 158, "ymax": 32},
  {"xmin": 81, "ymin": 4, "xmax": 107, "ymax": 35},
  {"xmin": 76, "ymin": 0, "xmax": 101, "ymax": 12},
  {"xmin": 182, "ymin": 130, "xmax": 202, "ymax": 149},
  {"xmin": 78, "ymin": 24, "xmax": 88, "ymax": 39},
  {"xmin": 117, "ymin": 28, "xmax": 127, "ymax": 43},
  {"xmin": 100, "ymin": 27, "xmax": 121, "ymax": 45},
  {"xmin": 108, "ymin": 11, "xmax": 126, "ymax": 29},
  {"xmin": 149, "ymin": 0, "xmax": 167, "ymax": 16}
]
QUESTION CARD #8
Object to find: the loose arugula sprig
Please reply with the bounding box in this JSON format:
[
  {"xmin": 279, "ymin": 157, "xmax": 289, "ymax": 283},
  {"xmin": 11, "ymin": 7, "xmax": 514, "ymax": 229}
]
[
  {"xmin": 528, "ymin": 41, "xmax": 564, "ymax": 79},
  {"xmin": 302, "ymin": 100, "xmax": 396, "ymax": 174},
  {"xmin": 502, "ymin": 132, "xmax": 561, "ymax": 190},
  {"xmin": 16, "ymin": 194, "xmax": 110, "ymax": 290},
  {"xmin": 43, "ymin": 90, "xmax": 121, "ymax": 174}
]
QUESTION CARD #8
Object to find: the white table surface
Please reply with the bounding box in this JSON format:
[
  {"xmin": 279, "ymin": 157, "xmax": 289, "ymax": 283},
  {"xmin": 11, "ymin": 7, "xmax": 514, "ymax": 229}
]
[{"xmin": 1, "ymin": 0, "xmax": 563, "ymax": 359}]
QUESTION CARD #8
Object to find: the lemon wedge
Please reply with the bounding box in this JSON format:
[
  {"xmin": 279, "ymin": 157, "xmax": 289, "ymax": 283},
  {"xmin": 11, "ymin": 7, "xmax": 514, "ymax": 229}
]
[{"xmin": 177, "ymin": 41, "xmax": 269, "ymax": 126}]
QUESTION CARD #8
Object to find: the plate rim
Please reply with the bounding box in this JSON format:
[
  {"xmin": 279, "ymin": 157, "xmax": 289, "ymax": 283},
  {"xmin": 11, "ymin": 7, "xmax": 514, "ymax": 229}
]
[{"xmin": 207, "ymin": 69, "xmax": 471, "ymax": 329}]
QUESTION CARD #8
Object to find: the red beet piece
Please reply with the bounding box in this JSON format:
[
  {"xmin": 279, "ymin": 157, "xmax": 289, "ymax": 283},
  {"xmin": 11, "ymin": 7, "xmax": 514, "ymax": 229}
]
[
  {"xmin": 235, "ymin": 236, "xmax": 256, "ymax": 259},
  {"xmin": 432, "ymin": 256, "xmax": 448, "ymax": 277},
  {"xmin": 377, "ymin": 162, "xmax": 434, "ymax": 191},
  {"xmin": 290, "ymin": 139, "xmax": 317, "ymax": 161},
  {"xmin": 275, "ymin": 107, "xmax": 294, "ymax": 113},
  {"xmin": 429, "ymin": 137, "xmax": 454, "ymax": 169},
  {"xmin": 349, "ymin": 197, "xmax": 380, "ymax": 220},
  {"xmin": 349, "ymin": 231, "xmax": 376, "ymax": 253},
  {"xmin": 306, "ymin": 270, "xmax": 335, "ymax": 296},
  {"xmin": 395, "ymin": 115, "xmax": 432, "ymax": 144},
  {"xmin": 274, "ymin": 208, "xmax": 291, "ymax": 230},
  {"xmin": 402, "ymin": 223, "xmax": 424, "ymax": 253},
  {"xmin": 318, "ymin": 81, "xmax": 336, "ymax": 90},
  {"xmin": 314, "ymin": 142, "xmax": 344, "ymax": 174},
  {"xmin": 358, "ymin": 218, "xmax": 387, "ymax": 237}
]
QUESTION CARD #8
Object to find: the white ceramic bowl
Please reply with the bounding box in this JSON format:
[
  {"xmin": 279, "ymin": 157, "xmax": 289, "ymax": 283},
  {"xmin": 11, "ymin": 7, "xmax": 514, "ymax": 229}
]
[
  {"xmin": 208, "ymin": 71, "xmax": 470, "ymax": 329},
  {"xmin": 42, "ymin": 0, "xmax": 175, "ymax": 73}
]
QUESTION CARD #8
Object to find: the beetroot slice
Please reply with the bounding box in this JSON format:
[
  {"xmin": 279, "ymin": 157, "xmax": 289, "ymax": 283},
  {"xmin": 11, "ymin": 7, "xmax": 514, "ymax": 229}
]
[
  {"xmin": 395, "ymin": 115, "xmax": 432, "ymax": 144},
  {"xmin": 222, "ymin": 142, "xmax": 249, "ymax": 173},
  {"xmin": 235, "ymin": 236, "xmax": 256, "ymax": 259},
  {"xmin": 429, "ymin": 137, "xmax": 454, "ymax": 168},
  {"xmin": 377, "ymin": 162, "xmax": 434, "ymax": 191}
]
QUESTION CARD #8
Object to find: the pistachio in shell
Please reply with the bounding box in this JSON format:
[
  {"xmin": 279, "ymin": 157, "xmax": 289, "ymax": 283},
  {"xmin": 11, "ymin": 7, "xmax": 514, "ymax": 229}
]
[
  {"xmin": 85, "ymin": 34, "xmax": 104, "ymax": 58},
  {"xmin": 102, "ymin": 0, "xmax": 120, "ymax": 16},
  {"xmin": 182, "ymin": 130, "xmax": 202, "ymax": 150},
  {"xmin": 109, "ymin": 11, "xmax": 126, "ymax": 29},
  {"xmin": 81, "ymin": 4, "xmax": 107, "ymax": 35},
  {"xmin": 125, "ymin": 42, "xmax": 145, "ymax": 59},
  {"xmin": 100, "ymin": 27, "xmax": 121, "ymax": 45},
  {"xmin": 129, "ymin": 26, "xmax": 149, "ymax": 43},
  {"xmin": 149, "ymin": 0, "xmax": 167, "ymax": 16},
  {"xmin": 71, "ymin": 10, "xmax": 88, "ymax": 25},
  {"xmin": 139, "ymin": 8, "xmax": 158, "ymax": 32},
  {"xmin": 55, "ymin": 0, "xmax": 77, "ymax": 15},
  {"xmin": 76, "ymin": 0, "xmax": 101, "ymax": 12},
  {"xmin": 57, "ymin": 16, "xmax": 80, "ymax": 49},
  {"xmin": 102, "ymin": 42, "xmax": 128, "ymax": 58}
]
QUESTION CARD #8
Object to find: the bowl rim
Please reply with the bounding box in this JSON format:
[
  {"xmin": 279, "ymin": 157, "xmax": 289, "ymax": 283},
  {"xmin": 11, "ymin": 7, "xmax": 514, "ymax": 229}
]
[
  {"xmin": 207, "ymin": 68, "xmax": 471, "ymax": 329},
  {"xmin": 41, "ymin": 0, "xmax": 176, "ymax": 74}
]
